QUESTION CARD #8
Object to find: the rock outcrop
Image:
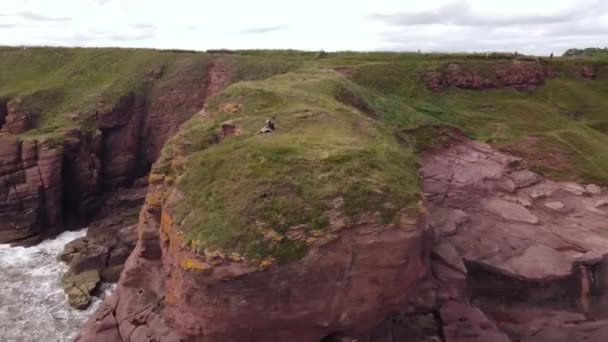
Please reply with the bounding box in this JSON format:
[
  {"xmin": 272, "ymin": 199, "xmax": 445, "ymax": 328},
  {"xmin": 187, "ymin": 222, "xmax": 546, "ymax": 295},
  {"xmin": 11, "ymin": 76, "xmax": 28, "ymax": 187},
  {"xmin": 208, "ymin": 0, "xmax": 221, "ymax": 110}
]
[
  {"xmin": 0, "ymin": 134, "xmax": 63, "ymax": 245},
  {"xmin": 425, "ymin": 60, "xmax": 554, "ymax": 92},
  {"xmin": 78, "ymin": 171, "xmax": 434, "ymax": 341},
  {"xmin": 419, "ymin": 136, "xmax": 608, "ymax": 341},
  {"xmin": 1, "ymin": 98, "xmax": 33, "ymax": 134}
]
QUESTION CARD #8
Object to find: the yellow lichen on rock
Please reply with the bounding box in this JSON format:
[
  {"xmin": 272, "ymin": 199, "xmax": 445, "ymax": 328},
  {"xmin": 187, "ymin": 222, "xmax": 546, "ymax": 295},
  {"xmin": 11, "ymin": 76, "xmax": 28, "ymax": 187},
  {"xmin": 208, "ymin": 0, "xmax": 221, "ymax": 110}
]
[
  {"xmin": 149, "ymin": 173, "xmax": 164, "ymax": 184},
  {"xmin": 259, "ymin": 257, "xmax": 275, "ymax": 268},
  {"xmin": 179, "ymin": 257, "xmax": 208, "ymax": 271}
]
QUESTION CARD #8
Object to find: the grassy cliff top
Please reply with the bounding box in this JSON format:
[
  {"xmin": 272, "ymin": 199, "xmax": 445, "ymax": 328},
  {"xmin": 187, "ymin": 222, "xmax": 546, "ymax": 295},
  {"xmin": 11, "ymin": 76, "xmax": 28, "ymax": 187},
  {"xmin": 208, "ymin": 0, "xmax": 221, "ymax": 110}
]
[
  {"xmin": 0, "ymin": 47, "xmax": 302, "ymax": 139},
  {"xmin": 152, "ymin": 50, "xmax": 608, "ymax": 263},
  {"xmin": 4, "ymin": 47, "xmax": 608, "ymax": 263}
]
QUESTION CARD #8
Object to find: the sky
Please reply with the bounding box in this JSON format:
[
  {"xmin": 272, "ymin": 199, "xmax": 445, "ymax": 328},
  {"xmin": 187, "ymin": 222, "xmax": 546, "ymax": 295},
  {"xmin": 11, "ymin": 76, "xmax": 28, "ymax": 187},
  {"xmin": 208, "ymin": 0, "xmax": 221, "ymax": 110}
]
[{"xmin": 1, "ymin": 0, "xmax": 607, "ymax": 55}]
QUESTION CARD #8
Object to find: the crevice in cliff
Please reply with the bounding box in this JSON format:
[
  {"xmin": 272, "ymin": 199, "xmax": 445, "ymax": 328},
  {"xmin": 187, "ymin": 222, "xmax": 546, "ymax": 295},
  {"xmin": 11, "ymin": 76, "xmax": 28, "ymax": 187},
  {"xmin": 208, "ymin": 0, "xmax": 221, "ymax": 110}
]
[
  {"xmin": 432, "ymin": 309, "xmax": 447, "ymax": 342},
  {"xmin": 61, "ymin": 153, "xmax": 79, "ymax": 229},
  {"xmin": 0, "ymin": 97, "xmax": 7, "ymax": 130},
  {"xmin": 99, "ymin": 91, "xmax": 150, "ymax": 190}
]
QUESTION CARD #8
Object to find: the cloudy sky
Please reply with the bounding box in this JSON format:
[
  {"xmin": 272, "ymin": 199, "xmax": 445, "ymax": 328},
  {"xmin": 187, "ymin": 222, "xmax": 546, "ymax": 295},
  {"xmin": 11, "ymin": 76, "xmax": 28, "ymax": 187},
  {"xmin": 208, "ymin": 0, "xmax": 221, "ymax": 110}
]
[{"xmin": 1, "ymin": 0, "xmax": 607, "ymax": 55}]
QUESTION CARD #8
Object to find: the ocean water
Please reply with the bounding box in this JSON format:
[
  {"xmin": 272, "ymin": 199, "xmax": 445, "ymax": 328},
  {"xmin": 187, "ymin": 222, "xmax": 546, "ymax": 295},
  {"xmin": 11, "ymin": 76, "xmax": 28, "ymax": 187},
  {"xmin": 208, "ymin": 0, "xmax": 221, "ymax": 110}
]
[{"xmin": 0, "ymin": 230, "xmax": 112, "ymax": 342}]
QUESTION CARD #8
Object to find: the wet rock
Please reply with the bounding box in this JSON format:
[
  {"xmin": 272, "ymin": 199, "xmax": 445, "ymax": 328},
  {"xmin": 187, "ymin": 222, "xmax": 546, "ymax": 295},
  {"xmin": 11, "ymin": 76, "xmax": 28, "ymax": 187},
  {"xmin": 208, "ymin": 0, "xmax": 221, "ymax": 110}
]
[
  {"xmin": 68, "ymin": 244, "xmax": 110, "ymax": 275},
  {"xmin": 62, "ymin": 270, "xmax": 100, "ymax": 310},
  {"xmin": 101, "ymin": 265, "xmax": 124, "ymax": 282}
]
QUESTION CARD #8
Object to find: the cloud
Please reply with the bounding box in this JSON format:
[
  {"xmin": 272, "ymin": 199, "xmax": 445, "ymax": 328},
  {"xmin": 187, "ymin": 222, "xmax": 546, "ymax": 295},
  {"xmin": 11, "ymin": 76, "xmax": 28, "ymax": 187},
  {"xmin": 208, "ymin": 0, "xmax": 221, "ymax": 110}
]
[
  {"xmin": 368, "ymin": 0, "xmax": 608, "ymax": 55},
  {"xmin": 370, "ymin": 0, "xmax": 606, "ymax": 28},
  {"xmin": 131, "ymin": 22, "xmax": 157, "ymax": 29},
  {"xmin": 542, "ymin": 22, "xmax": 608, "ymax": 37},
  {"xmin": 69, "ymin": 30, "xmax": 157, "ymax": 43},
  {"xmin": 19, "ymin": 11, "xmax": 71, "ymax": 22},
  {"xmin": 0, "ymin": 23, "xmax": 17, "ymax": 29},
  {"xmin": 238, "ymin": 25, "xmax": 287, "ymax": 34},
  {"xmin": 96, "ymin": 0, "xmax": 113, "ymax": 4}
]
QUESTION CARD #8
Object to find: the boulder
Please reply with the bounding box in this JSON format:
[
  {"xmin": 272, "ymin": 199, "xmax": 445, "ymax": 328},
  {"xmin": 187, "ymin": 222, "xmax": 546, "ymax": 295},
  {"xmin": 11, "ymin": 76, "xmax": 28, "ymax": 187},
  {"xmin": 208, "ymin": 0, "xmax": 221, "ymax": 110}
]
[{"xmin": 62, "ymin": 270, "xmax": 101, "ymax": 310}]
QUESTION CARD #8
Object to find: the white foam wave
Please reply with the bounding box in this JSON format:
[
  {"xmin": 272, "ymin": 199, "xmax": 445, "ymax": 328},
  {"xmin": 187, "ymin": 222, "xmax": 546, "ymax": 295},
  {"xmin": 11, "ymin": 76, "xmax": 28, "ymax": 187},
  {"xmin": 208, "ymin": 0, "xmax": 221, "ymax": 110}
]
[{"xmin": 0, "ymin": 230, "xmax": 112, "ymax": 342}]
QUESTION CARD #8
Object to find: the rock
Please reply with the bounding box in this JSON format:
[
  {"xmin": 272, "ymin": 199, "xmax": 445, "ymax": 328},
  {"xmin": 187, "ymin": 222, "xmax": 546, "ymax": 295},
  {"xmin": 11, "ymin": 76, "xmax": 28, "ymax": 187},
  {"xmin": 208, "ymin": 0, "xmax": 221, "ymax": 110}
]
[
  {"xmin": 101, "ymin": 265, "xmax": 124, "ymax": 282},
  {"xmin": 501, "ymin": 245, "xmax": 573, "ymax": 281},
  {"xmin": 2, "ymin": 98, "xmax": 32, "ymax": 134},
  {"xmin": 562, "ymin": 182, "xmax": 586, "ymax": 196},
  {"xmin": 59, "ymin": 237, "xmax": 88, "ymax": 263},
  {"xmin": 511, "ymin": 170, "xmax": 541, "ymax": 188},
  {"xmin": 577, "ymin": 65, "xmax": 598, "ymax": 80},
  {"xmin": 522, "ymin": 320, "xmax": 608, "ymax": 342},
  {"xmin": 586, "ymin": 184, "xmax": 603, "ymax": 195},
  {"xmin": 596, "ymin": 199, "xmax": 608, "ymax": 208},
  {"xmin": 68, "ymin": 244, "xmax": 109, "ymax": 275},
  {"xmin": 62, "ymin": 270, "xmax": 100, "ymax": 310},
  {"xmin": 425, "ymin": 61, "xmax": 552, "ymax": 92},
  {"xmin": 504, "ymin": 195, "xmax": 533, "ymax": 207},
  {"xmin": 483, "ymin": 198, "xmax": 539, "ymax": 224},
  {"xmin": 544, "ymin": 201, "xmax": 565, "ymax": 211},
  {"xmin": 421, "ymin": 138, "xmax": 608, "ymax": 342},
  {"xmin": 432, "ymin": 208, "xmax": 468, "ymax": 236},
  {"xmin": 0, "ymin": 136, "xmax": 64, "ymax": 244},
  {"xmin": 59, "ymin": 184, "xmax": 146, "ymax": 300},
  {"xmin": 440, "ymin": 302, "xmax": 510, "ymax": 342},
  {"xmin": 433, "ymin": 242, "xmax": 467, "ymax": 275}
]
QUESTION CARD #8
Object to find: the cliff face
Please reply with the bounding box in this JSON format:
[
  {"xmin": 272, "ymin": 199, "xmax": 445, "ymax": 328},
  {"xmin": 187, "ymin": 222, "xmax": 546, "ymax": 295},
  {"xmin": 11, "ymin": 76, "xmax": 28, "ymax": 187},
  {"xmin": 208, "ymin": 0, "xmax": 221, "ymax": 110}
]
[
  {"xmin": 0, "ymin": 57, "xmax": 226, "ymax": 245},
  {"xmin": 0, "ymin": 134, "xmax": 62, "ymax": 245},
  {"xmin": 79, "ymin": 178, "xmax": 432, "ymax": 341}
]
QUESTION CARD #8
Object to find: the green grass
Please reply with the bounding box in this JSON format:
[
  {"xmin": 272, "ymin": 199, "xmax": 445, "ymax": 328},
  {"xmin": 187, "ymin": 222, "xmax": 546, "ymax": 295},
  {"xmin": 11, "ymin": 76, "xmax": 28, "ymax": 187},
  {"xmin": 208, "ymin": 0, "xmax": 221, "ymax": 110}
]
[
  {"xmin": 0, "ymin": 47, "xmax": 175, "ymax": 137},
  {"xmin": 158, "ymin": 70, "xmax": 420, "ymax": 263},
  {"xmin": 346, "ymin": 58, "xmax": 608, "ymax": 183},
  {"xmin": 4, "ymin": 47, "xmax": 608, "ymax": 264}
]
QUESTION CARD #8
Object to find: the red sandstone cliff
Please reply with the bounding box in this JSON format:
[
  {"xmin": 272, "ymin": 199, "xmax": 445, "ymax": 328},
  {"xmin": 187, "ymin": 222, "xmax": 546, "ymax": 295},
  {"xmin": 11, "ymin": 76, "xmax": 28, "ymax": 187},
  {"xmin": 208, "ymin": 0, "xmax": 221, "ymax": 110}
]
[
  {"xmin": 0, "ymin": 60, "xmax": 228, "ymax": 246},
  {"xmin": 79, "ymin": 173, "xmax": 433, "ymax": 341}
]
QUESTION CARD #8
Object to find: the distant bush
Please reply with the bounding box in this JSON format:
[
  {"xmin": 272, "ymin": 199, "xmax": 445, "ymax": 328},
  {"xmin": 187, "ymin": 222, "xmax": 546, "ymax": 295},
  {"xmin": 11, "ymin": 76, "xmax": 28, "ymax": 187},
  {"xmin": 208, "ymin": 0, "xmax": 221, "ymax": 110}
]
[{"xmin": 563, "ymin": 48, "xmax": 608, "ymax": 57}]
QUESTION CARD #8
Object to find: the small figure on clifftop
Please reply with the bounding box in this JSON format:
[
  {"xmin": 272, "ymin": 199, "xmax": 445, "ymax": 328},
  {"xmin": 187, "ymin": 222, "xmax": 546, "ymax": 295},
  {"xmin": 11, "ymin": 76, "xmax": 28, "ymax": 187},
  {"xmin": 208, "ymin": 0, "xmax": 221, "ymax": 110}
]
[{"xmin": 259, "ymin": 118, "xmax": 275, "ymax": 134}]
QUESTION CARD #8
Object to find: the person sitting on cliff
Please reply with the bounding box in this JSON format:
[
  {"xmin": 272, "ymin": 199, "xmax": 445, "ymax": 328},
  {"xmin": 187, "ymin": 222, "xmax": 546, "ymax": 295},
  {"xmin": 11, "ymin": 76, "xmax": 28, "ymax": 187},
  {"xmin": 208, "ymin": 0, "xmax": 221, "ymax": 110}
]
[{"xmin": 259, "ymin": 118, "xmax": 275, "ymax": 134}]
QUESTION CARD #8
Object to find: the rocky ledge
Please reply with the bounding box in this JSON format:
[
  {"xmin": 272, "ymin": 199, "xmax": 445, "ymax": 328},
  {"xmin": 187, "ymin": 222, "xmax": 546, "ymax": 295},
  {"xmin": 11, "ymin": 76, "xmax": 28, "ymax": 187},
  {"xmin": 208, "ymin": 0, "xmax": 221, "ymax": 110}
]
[{"xmin": 419, "ymin": 135, "xmax": 608, "ymax": 341}]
